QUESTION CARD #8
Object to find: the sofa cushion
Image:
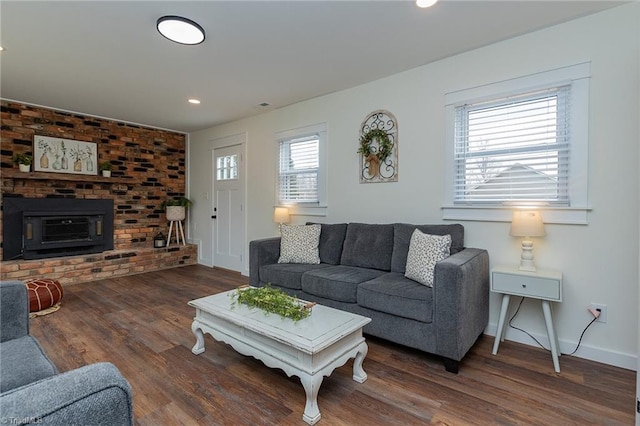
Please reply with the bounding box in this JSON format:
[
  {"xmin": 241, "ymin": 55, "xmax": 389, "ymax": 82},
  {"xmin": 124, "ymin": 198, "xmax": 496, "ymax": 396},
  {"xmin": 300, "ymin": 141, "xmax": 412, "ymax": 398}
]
[
  {"xmin": 391, "ymin": 223, "xmax": 464, "ymax": 273},
  {"xmin": 278, "ymin": 224, "xmax": 321, "ymax": 264},
  {"xmin": 260, "ymin": 263, "xmax": 332, "ymax": 290},
  {"xmin": 301, "ymin": 266, "xmax": 386, "ymax": 303},
  {"xmin": 340, "ymin": 223, "xmax": 394, "ymax": 271},
  {"xmin": 307, "ymin": 222, "xmax": 348, "ymax": 265},
  {"xmin": 357, "ymin": 273, "xmax": 434, "ymax": 323},
  {"xmin": 404, "ymin": 230, "xmax": 451, "ymax": 287},
  {"xmin": 0, "ymin": 335, "xmax": 58, "ymax": 392}
]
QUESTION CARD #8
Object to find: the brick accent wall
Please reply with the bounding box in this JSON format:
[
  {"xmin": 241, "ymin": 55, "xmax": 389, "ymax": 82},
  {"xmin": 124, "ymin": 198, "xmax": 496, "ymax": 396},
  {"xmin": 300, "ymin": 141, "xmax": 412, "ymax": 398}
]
[{"xmin": 0, "ymin": 100, "xmax": 197, "ymax": 284}]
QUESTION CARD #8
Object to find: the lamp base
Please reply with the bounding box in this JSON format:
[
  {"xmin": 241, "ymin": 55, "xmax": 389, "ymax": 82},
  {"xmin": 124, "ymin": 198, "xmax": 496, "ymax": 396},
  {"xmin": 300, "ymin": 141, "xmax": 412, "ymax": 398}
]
[
  {"xmin": 518, "ymin": 263, "xmax": 537, "ymax": 272},
  {"xmin": 519, "ymin": 239, "xmax": 537, "ymax": 272}
]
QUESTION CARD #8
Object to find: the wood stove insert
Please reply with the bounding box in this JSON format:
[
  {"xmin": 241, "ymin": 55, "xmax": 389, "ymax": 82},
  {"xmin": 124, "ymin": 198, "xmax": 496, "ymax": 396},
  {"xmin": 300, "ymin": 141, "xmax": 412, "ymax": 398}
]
[{"xmin": 3, "ymin": 197, "xmax": 114, "ymax": 261}]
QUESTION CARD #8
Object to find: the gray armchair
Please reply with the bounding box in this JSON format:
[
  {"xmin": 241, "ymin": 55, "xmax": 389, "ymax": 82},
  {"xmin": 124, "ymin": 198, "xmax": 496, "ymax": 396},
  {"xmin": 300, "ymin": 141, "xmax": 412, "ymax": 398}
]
[{"xmin": 0, "ymin": 281, "xmax": 133, "ymax": 425}]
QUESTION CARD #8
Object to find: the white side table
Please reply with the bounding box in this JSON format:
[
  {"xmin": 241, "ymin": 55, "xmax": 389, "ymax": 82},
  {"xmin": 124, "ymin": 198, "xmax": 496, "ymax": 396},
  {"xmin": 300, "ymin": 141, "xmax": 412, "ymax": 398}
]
[{"xmin": 491, "ymin": 266, "xmax": 563, "ymax": 372}]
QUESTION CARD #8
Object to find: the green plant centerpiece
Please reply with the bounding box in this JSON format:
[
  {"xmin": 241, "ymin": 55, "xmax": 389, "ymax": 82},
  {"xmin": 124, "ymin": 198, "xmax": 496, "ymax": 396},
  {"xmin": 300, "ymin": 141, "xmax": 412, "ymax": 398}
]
[
  {"xmin": 230, "ymin": 285, "xmax": 314, "ymax": 321},
  {"xmin": 357, "ymin": 128, "xmax": 392, "ymax": 177}
]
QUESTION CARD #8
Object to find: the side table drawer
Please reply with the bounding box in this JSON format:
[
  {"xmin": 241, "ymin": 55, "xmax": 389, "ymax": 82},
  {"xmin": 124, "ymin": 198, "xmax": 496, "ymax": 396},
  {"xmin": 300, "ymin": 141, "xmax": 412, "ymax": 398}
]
[{"xmin": 492, "ymin": 272, "xmax": 561, "ymax": 301}]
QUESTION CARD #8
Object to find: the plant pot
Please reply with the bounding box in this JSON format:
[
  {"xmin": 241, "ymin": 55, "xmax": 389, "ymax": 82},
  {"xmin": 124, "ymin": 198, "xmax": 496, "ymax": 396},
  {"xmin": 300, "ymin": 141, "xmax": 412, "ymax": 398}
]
[
  {"xmin": 166, "ymin": 206, "xmax": 186, "ymax": 221},
  {"xmin": 18, "ymin": 164, "xmax": 30, "ymax": 172},
  {"xmin": 102, "ymin": 170, "xmax": 111, "ymax": 177}
]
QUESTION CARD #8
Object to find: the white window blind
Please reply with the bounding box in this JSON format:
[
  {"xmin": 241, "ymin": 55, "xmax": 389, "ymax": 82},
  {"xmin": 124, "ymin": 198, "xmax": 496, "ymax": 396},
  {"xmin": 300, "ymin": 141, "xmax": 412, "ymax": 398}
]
[
  {"xmin": 454, "ymin": 86, "xmax": 570, "ymax": 205},
  {"xmin": 278, "ymin": 134, "xmax": 319, "ymax": 204}
]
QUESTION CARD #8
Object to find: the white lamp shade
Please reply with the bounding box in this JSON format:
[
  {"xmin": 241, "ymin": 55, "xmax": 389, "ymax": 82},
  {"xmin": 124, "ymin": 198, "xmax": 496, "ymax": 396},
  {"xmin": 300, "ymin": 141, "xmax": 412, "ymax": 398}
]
[
  {"xmin": 273, "ymin": 207, "xmax": 290, "ymax": 224},
  {"xmin": 510, "ymin": 210, "xmax": 545, "ymax": 238}
]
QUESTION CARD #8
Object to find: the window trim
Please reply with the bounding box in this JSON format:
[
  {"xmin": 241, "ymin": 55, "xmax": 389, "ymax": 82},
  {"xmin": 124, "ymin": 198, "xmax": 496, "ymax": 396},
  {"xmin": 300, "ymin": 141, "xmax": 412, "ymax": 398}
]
[
  {"xmin": 275, "ymin": 123, "xmax": 327, "ymax": 217},
  {"xmin": 443, "ymin": 63, "xmax": 591, "ymax": 224}
]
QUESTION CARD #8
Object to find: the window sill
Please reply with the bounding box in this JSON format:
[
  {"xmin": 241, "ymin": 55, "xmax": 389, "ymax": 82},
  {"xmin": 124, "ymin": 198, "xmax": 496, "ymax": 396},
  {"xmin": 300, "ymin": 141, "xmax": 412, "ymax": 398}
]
[
  {"xmin": 441, "ymin": 205, "xmax": 591, "ymax": 225},
  {"xmin": 280, "ymin": 205, "xmax": 327, "ymax": 217}
]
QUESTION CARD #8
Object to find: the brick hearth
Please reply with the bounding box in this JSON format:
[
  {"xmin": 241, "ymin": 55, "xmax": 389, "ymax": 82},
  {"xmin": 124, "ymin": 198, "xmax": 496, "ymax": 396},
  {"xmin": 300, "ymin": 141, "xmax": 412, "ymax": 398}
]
[
  {"xmin": 1, "ymin": 100, "xmax": 197, "ymax": 284},
  {"xmin": 1, "ymin": 245, "xmax": 197, "ymax": 286}
]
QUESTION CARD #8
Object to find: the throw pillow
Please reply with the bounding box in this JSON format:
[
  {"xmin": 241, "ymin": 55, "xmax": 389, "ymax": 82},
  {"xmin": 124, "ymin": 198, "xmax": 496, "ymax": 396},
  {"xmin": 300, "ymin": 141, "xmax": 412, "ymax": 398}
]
[
  {"xmin": 278, "ymin": 224, "xmax": 321, "ymax": 264},
  {"xmin": 404, "ymin": 229, "xmax": 452, "ymax": 287}
]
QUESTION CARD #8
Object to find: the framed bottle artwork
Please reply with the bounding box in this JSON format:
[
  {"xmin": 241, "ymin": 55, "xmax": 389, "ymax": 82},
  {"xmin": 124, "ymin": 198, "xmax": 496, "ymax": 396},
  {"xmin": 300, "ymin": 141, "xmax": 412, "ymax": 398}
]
[{"xmin": 33, "ymin": 135, "xmax": 97, "ymax": 175}]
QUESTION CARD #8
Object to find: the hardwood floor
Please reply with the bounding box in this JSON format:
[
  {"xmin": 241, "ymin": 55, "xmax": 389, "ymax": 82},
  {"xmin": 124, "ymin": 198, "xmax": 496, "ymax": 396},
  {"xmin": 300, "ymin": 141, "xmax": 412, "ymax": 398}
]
[{"xmin": 29, "ymin": 265, "xmax": 634, "ymax": 425}]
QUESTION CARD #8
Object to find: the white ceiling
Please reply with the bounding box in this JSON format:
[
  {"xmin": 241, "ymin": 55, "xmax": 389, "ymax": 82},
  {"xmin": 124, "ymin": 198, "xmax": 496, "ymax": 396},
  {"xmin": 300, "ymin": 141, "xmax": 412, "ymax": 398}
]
[{"xmin": 0, "ymin": 1, "xmax": 622, "ymax": 133}]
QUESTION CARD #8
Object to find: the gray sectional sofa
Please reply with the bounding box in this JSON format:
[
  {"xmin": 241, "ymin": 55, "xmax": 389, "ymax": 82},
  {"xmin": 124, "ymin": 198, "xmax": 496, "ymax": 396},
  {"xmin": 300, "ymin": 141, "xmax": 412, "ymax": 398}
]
[
  {"xmin": 0, "ymin": 281, "xmax": 133, "ymax": 425},
  {"xmin": 249, "ymin": 223, "xmax": 489, "ymax": 373}
]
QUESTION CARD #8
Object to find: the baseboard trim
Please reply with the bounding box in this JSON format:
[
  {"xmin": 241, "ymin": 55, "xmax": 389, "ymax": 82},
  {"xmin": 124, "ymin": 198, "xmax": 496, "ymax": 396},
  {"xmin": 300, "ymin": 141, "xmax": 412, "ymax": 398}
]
[
  {"xmin": 188, "ymin": 239, "xmax": 213, "ymax": 267},
  {"xmin": 486, "ymin": 322, "xmax": 636, "ymax": 371}
]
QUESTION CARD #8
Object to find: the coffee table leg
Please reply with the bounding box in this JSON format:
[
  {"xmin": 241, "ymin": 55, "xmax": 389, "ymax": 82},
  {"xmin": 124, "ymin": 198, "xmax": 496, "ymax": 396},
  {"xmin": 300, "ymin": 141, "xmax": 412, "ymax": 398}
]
[
  {"xmin": 352, "ymin": 341, "xmax": 368, "ymax": 383},
  {"xmin": 300, "ymin": 373, "xmax": 323, "ymax": 425},
  {"xmin": 191, "ymin": 321, "xmax": 205, "ymax": 355}
]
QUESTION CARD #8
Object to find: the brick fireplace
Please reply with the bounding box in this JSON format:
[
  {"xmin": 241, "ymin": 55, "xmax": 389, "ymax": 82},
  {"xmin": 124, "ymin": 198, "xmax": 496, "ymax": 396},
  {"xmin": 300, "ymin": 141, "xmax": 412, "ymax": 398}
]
[{"xmin": 1, "ymin": 100, "xmax": 197, "ymax": 285}]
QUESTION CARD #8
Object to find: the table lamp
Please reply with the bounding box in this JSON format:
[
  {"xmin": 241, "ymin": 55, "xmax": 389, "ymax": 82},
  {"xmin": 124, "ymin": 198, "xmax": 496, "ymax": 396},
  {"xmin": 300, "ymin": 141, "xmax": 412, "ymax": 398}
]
[
  {"xmin": 510, "ymin": 210, "xmax": 545, "ymax": 272},
  {"xmin": 273, "ymin": 207, "xmax": 290, "ymax": 230}
]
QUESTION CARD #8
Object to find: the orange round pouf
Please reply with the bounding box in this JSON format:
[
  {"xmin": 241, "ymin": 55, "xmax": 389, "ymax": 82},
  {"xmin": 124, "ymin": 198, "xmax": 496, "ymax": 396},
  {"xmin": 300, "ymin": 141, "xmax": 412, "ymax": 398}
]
[{"xmin": 24, "ymin": 278, "xmax": 64, "ymax": 314}]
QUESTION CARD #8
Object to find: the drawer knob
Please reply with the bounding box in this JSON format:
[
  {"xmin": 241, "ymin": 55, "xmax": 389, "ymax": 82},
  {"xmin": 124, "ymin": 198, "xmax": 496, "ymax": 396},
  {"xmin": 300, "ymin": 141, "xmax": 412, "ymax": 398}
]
[{"xmin": 522, "ymin": 284, "xmax": 527, "ymax": 288}]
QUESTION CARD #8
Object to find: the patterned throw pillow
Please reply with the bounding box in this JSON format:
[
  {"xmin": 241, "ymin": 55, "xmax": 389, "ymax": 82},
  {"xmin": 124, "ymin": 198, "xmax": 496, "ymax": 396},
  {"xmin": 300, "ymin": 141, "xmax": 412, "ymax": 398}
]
[
  {"xmin": 404, "ymin": 229, "xmax": 452, "ymax": 287},
  {"xmin": 278, "ymin": 224, "xmax": 322, "ymax": 264}
]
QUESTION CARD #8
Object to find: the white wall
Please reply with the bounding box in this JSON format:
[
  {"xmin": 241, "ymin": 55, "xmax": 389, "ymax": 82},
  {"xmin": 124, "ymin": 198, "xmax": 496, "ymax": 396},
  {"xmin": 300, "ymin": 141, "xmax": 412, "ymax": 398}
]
[
  {"xmin": 637, "ymin": 2, "xmax": 640, "ymax": 419},
  {"xmin": 189, "ymin": 4, "xmax": 639, "ymax": 369}
]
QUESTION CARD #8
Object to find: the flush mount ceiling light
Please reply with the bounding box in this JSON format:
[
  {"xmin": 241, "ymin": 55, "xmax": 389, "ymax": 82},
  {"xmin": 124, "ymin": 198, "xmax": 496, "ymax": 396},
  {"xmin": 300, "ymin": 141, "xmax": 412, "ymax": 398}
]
[
  {"xmin": 157, "ymin": 16, "xmax": 205, "ymax": 45},
  {"xmin": 416, "ymin": 0, "xmax": 438, "ymax": 8}
]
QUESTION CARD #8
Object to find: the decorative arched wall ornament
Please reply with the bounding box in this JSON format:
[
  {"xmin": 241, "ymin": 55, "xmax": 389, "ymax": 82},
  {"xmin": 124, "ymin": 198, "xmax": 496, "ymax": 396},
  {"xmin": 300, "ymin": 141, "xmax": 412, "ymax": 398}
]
[{"xmin": 358, "ymin": 110, "xmax": 398, "ymax": 183}]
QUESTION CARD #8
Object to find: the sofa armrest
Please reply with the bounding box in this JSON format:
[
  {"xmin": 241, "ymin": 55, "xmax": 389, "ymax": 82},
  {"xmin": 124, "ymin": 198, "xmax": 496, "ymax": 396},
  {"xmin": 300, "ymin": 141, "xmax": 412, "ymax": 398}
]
[
  {"xmin": 433, "ymin": 248, "xmax": 490, "ymax": 361},
  {"xmin": 249, "ymin": 237, "xmax": 281, "ymax": 287},
  {"xmin": 0, "ymin": 362, "xmax": 133, "ymax": 425},
  {"xmin": 0, "ymin": 281, "xmax": 29, "ymax": 343}
]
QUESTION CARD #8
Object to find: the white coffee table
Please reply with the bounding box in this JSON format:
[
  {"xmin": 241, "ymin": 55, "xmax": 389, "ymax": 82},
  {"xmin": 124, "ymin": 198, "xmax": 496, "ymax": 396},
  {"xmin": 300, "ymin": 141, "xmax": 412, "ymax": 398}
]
[{"xmin": 188, "ymin": 289, "xmax": 371, "ymax": 425}]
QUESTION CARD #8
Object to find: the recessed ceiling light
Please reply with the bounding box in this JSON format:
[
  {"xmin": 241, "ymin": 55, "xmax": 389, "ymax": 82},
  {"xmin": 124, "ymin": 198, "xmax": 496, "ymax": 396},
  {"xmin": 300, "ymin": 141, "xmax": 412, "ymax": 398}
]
[
  {"xmin": 188, "ymin": 99, "xmax": 201, "ymax": 104},
  {"xmin": 416, "ymin": 0, "xmax": 438, "ymax": 8},
  {"xmin": 157, "ymin": 16, "xmax": 205, "ymax": 45}
]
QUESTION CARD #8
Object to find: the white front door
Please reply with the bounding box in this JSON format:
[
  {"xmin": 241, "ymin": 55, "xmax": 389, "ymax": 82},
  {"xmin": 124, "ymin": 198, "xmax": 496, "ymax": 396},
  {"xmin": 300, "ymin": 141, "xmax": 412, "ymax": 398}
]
[{"xmin": 212, "ymin": 144, "xmax": 244, "ymax": 272}]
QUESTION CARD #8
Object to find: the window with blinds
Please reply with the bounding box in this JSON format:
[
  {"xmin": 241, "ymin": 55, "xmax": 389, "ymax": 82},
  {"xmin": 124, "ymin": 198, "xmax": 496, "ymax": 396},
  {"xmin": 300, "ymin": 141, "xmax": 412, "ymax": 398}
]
[
  {"xmin": 454, "ymin": 86, "xmax": 570, "ymax": 205},
  {"xmin": 278, "ymin": 134, "xmax": 320, "ymax": 204}
]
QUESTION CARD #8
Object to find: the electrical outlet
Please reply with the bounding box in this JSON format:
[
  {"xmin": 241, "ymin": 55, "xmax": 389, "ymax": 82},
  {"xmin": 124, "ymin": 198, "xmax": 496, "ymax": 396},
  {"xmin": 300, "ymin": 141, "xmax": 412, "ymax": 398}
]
[{"xmin": 588, "ymin": 303, "xmax": 607, "ymax": 323}]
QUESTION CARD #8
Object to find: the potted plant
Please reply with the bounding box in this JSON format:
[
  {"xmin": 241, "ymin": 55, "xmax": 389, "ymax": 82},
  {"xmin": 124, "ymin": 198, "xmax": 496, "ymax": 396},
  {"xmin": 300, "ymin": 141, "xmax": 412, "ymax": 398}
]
[
  {"xmin": 161, "ymin": 197, "xmax": 193, "ymax": 221},
  {"xmin": 99, "ymin": 161, "xmax": 113, "ymax": 177},
  {"xmin": 12, "ymin": 153, "xmax": 32, "ymax": 172}
]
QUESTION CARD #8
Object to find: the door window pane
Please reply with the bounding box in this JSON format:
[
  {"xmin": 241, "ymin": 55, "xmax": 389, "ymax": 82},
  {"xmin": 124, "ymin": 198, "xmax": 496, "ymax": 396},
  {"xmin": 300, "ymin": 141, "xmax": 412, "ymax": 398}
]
[{"xmin": 216, "ymin": 154, "xmax": 238, "ymax": 181}]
